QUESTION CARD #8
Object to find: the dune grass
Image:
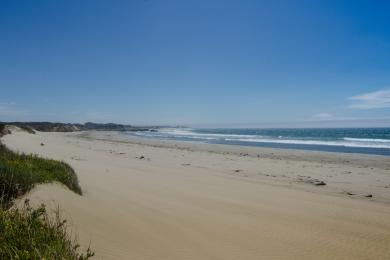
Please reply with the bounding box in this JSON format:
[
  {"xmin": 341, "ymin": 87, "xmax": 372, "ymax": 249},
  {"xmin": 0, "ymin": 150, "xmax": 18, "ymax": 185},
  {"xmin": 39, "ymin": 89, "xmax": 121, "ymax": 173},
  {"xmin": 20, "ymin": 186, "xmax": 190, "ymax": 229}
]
[
  {"xmin": 0, "ymin": 143, "xmax": 82, "ymax": 208},
  {"xmin": 19, "ymin": 125, "xmax": 36, "ymax": 134},
  {"xmin": 0, "ymin": 140, "xmax": 93, "ymax": 259},
  {"xmin": 0, "ymin": 124, "xmax": 6, "ymax": 137},
  {"xmin": 0, "ymin": 199, "xmax": 94, "ymax": 259}
]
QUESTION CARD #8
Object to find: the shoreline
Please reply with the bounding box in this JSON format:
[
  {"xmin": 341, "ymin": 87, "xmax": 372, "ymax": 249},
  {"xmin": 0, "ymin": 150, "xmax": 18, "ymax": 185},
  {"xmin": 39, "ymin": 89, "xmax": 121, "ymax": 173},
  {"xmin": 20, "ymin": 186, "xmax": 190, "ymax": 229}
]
[
  {"xmin": 80, "ymin": 131, "xmax": 390, "ymax": 204},
  {"xmin": 123, "ymin": 128, "xmax": 390, "ymax": 156},
  {"xmin": 83, "ymin": 130, "xmax": 390, "ymax": 166},
  {"xmin": 2, "ymin": 130, "xmax": 390, "ymax": 259}
]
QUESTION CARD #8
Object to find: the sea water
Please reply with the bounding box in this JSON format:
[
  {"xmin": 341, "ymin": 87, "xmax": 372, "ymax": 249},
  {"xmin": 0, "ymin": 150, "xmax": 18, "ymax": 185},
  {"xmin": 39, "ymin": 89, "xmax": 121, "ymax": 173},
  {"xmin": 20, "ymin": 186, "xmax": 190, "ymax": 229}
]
[{"xmin": 125, "ymin": 128, "xmax": 390, "ymax": 156}]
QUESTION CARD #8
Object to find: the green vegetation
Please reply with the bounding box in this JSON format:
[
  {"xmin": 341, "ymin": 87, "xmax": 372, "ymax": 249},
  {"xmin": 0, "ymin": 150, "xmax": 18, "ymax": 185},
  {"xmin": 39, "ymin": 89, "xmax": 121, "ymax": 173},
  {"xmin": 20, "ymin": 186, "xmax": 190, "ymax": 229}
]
[
  {"xmin": 0, "ymin": 199, "xmax": 94, "ymax": 259},
  {"xmin": 0, "ymin": 143, "xmax": 82, "ymax": 208},
  {"xmin": 0, "ymin": 124, "xmax": 8, "ymax": 138},
  {"xmin": 0, "ymin": 140, "xmax": 93, "ymax": 259},
  {"xmin": 19, "ymin": 125, "xmax": 36, "ymax": 134}
]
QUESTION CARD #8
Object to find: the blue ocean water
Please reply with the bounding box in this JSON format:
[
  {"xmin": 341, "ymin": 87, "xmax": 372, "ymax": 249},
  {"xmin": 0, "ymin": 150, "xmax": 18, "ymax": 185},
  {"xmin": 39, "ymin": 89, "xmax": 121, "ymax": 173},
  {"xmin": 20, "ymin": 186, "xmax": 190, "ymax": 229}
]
[{"xmin": 125, "ymin": 128, "xmax": 390, "ymax": 156}]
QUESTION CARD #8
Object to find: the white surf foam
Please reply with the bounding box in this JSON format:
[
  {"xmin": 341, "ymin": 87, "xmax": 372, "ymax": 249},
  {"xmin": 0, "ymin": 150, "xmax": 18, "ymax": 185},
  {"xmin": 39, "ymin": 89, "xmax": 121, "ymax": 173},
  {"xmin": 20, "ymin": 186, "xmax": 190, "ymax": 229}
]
[
  {"xmin": 129, "ymin": 129, "xmax": 390, "ymax": 149},
  {"xmin": 157, "ymin": 128, "xmax": 258, "ymax": 139},
  {"xmin": 225, "ymin": 138, "xmax": 390, "ymax": 149},
  {"xmin": 343, "ymin": 137, "xmax": 390, "ymax": 143}
]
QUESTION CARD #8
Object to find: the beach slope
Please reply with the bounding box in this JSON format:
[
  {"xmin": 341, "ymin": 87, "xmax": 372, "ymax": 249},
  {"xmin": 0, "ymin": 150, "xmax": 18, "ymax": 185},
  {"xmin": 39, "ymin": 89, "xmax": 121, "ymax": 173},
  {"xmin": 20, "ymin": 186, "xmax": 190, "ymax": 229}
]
[{"xmin": 2, "ymin": 131, "xmax": 390, "ymax": 260}]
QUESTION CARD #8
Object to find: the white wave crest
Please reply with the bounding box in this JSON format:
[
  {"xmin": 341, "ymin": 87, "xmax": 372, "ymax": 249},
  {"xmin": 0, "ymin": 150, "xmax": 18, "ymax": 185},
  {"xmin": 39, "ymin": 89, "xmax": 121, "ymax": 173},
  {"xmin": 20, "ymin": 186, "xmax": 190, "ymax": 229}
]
[
  {"xmin": 225, "ymin": 138, "xmax": 390, "ymax": 149},
  {"xmin": 343, "ymin": 137, "xmax": 390, "ymax": 143},
  {"xmin": 129, "ymin": 129, "xmax": 390, "ymax": 149},
  {"xmin": 157, "ymin": 128, "xmax": 258, "ymax": 139}
]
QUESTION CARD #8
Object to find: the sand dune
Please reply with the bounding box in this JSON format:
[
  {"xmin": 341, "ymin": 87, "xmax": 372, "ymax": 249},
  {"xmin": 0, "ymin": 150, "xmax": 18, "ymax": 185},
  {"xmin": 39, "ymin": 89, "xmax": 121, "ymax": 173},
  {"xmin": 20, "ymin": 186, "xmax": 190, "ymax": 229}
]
[{"xmin": 3, "ymin": 131, "xmax": 390, "ymax": 260}]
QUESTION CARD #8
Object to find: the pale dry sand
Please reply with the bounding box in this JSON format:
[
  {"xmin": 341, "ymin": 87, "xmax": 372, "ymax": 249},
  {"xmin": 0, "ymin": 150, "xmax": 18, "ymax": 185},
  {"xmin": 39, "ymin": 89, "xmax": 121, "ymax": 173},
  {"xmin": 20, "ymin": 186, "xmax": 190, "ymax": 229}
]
[{"xmin": 2, "ymin": 130, "xmax": 390, "ymax": 260}]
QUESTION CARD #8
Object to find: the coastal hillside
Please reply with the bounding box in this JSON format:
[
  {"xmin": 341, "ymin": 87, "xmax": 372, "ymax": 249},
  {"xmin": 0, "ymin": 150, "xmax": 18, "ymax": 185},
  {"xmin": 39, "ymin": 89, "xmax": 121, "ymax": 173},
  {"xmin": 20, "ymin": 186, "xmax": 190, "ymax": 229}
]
[{"xmin": 0, "ymin": 121, "xmax": 156, "ymax": 132}]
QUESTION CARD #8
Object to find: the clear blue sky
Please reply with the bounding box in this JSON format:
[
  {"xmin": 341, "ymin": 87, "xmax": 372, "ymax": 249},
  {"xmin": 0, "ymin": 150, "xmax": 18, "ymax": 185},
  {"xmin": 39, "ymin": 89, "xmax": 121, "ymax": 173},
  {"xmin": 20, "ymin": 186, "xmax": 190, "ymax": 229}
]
[{"xmin": 1, "ymin": 0, "xmax": 390, "ymax": 127}]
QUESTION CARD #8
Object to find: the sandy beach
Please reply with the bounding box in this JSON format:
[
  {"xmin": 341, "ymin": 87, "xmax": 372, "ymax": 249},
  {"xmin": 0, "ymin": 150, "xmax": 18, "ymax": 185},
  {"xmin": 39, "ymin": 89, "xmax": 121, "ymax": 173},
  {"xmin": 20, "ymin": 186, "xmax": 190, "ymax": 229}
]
[{"xmin": 2, "ymin": 130, "xmax": 390, "ymax": 260}]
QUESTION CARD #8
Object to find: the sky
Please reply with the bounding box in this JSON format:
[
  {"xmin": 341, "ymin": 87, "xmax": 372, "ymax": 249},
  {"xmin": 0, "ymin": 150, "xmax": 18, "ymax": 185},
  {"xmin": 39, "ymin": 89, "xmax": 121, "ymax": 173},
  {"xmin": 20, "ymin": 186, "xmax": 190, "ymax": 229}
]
[{"xmin": 1, "ymin": 0, "xmax": 390, "ymax": 127}]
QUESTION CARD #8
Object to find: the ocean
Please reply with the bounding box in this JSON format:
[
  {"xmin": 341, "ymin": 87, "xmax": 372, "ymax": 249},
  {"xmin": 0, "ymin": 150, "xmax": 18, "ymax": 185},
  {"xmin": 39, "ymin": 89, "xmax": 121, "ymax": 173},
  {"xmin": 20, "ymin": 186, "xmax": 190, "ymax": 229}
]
[{"xmin": 124, "ymin": 128, "xmax": 390, "ymax": 156}]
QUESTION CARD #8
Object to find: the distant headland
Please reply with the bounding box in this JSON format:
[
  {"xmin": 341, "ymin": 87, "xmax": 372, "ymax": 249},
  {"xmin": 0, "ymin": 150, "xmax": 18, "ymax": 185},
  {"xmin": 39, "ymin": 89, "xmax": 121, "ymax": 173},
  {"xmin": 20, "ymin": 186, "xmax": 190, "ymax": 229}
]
[{"xmin": 0, "ymin": 121, "xmax": 160, "ymax": 133}]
